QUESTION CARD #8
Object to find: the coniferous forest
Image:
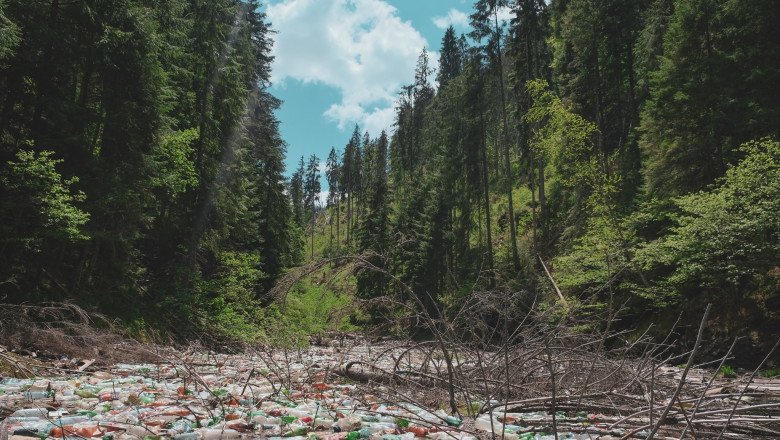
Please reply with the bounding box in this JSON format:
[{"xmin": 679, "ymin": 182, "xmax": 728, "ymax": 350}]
[{"xmin": 2, "ymin": 0, "xmax": 779, "ymax": 361}]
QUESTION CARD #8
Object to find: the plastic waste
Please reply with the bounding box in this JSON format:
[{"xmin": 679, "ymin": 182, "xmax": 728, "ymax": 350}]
[{"xmin": 0, "ymin": 346, "xmax": 603, "ymax": 440}]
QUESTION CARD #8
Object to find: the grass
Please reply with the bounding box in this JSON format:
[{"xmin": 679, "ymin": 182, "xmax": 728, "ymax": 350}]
[
  {"xmin": 719, "ymin": 364, "xmax": 737, "ymax": 378},
  {"xmin": 762, "ymin": 368, "xmax": 780, "ymax": 378}
]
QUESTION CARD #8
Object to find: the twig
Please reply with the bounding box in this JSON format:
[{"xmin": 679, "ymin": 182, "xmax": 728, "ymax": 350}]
[
  {"xmin": 538, "ymin": 255, "xmax": 567, "ymax": 306},
  {"xmin": 647, "ymin": 304, "xmax": 710, "ymax": 440},
  {"xmin": 679, "ymin": 336, "xmax": 739, "ymax": 439},
  {"xmin": 716, "ymin": 337, "xmax": 780, "ymax": 440}
]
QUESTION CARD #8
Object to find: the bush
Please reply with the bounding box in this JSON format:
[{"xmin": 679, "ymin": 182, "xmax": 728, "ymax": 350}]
[
  {"xmin": 197, "ymin": 251, "xmax": 268, "ymax": 343},
  {"xmin": 0, "ymin": 150, "xmax": 89, "ymax": 252},
  {"xmin": 635, "ymin": 138, "xmax": 780, "ymax": 305}
]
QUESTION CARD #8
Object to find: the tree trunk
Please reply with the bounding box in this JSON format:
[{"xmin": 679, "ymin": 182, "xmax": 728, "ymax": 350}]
[
  {"xmin": 30, "ymin": 0, "xmax": 61, "ymax": 139},
  {"xmin": 336, "ymin": 196, "xmax": 341, "ymax": 254},
  {"xmin": 480, "ymin": 115, "xmax": 495, "ymax": 286},
  {"xmin": 538, "ymin": 159, "xmax": 546, "ymax": 245},
  {"xmin": 529, "ymin": 157, "xmax": 537, "ymax": 250},
  {"xmin": 493, "ymin": 7, "xmax": 520, "ymax": 270}
]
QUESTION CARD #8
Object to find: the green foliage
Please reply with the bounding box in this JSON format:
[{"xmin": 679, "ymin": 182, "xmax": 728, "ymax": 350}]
[
  {"xmin": 0, "ymin": 0, "xmax": 297, "ymax": 339},
  {"xmin": 554, "ymin": 215, "xmax": 632, "ymax": 293},
  {"xmin": 276, "ymin": 280, "xmax": 359, "ymax": 342},
  {"xmin": 197, "ymin": 251, "xmax": 267, "ymax": 342},
  {"xmin": 639, "ymin": 0, "xmax": 780, "ymax": 198},
  {"xmin": 762, "ymin": 369, "xmax": 780, "ymax": 379},
  {"xmin": 635, "ymin": 139, "xmax": 780, "ymax": 304},
  {"xmin": 719, "ymin": 365, "xmax": 737, "ymax": 378},
  {"xmin": 150, "ymin": 129, "xmax": 199, "ymax": 197},
  {"xmin": 1, "ymin": 0, "xmax": 778, "ymax": 348},
  {"xmin": 0, "ymin": 150, "xmax": 89, "ymax": 251},
  {"xmin": 525, "ymin": 79, "xmax": 598, "ymax": 189},
  {"xmin": 0, "ymin": 0, "xmax": 19, "ymax": 61}
]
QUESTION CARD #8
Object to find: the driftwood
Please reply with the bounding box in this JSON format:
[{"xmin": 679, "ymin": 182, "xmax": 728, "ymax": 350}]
[{"xmin": 324, "ymin": 301, "xmax": 780, "ymax": 439}]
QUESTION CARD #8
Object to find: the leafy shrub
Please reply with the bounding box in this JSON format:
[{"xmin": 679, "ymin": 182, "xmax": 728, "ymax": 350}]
[
  {"xmin": 0, "ymin": 150, "xmax": 89, "ymax": 252},
  {"xmin": 635, "ymin": 138, "xmax": 780, "ymax": 305},
  {"xmin": 197, "ymin": 251, "xmax": 267, "ymax": 342}
]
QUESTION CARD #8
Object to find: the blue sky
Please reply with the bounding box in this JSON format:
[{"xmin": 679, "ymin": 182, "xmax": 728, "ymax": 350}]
[{"xmin": 262, "ymin": 0, "xmax": 483, "ymax": 177}]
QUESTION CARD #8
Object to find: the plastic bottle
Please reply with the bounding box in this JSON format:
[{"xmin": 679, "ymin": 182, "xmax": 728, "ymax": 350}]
[
  {"xmin": 49, "ymin": 416, "xmax": 90, "ymax": 425},
  {"xmin": 445, "ymin": 416, "xmax": 462, "ymax": 427},
  {"xmin": 10, "ymin": 408, "xmax": 49, "ymax": 418},
  {"xmin": 474, "ymin": 415, "xmax": 497, "ymax": 433},
  {"xmin": 362, "ymin": 422, "xmax": 395, "ymax": 434},
  {"xmin": 10, "ymin": 420, "xmax": 55, "ymax": 436},
  {"xmin": 23, "ymin": 391, "xmax": 50, "ymax": 400},
  {"xmin": 284, "ymin": 426, "xmax": 310, "ymax": 437},
  {"xmin": 172, "ymin": 433, "xmax": 201, "ymax": 440},
  {"xmin": 201, "ymin": 428, "xmax": 241, "ymax": 440}
]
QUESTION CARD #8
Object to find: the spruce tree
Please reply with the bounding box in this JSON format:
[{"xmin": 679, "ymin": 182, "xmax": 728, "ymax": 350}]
[
  {"xmin": 470, "ymin": 0, "xmax": 520, "ymax": 270},
  {"xmin": 436, "ymin": 26, "xmax": 462, "ymax": 89},
  {"xmin": 640, "ymin": 0, "xmax": 780, "ymax": 198},
  {"xmin": 357, "ymin": 131, "xmax": 390, "ymax": 299},
  {"xmin": 325, "ymin": 147, "xmax": 340, "ymax": 248},
  {"xmin": 290, "ymin": 157, "xmax": 305, "ymax": 225},
  {"xmin": 304, "ymin": 154, "xmax": 321, "ymax": 258}
]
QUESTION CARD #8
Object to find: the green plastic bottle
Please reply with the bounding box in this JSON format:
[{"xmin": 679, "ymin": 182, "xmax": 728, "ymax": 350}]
[
  {"xmin": 445, "ymin": 416, "xmax": 462, "ymax": 426},
  {"xmin": 283, "ymin": 427, "xmax": 309, "ymax": 437}
]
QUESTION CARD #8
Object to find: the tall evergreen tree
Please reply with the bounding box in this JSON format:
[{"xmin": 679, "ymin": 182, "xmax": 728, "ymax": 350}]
[
  {"xmin": 470, "ymin": 0, "xmax": 520, "ymax": 270},
  {"xmin": 639, "ymin": 0, "xmax": 780, "ymax": 198},
  {"xmin": 357, "ymin": 131, "xmax": 390, "ymax": 299},
  {"xmin": 304, "ymin": 154, "xmax": 321, "ymax": 258},
  {"xmin": 290, "ymin": 156, "xmax": 305, "ymax": 225},
  {"xmin": 342, "ymin": 125, "xmax": 361, "ymax": 247},
  {"xmin": 436, "ymin": 26, "xmax": 462, "ymax": 89},
  {"xmin": 325, "ymin": 147, "xmax": 340, "ymax": 248}
]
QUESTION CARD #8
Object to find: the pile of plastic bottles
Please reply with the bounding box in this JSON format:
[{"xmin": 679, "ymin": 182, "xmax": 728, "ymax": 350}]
[
  {"xmin": 1, "ymin": 345, "xmax": 619, "ymax": 440},
  {"xmin": 473, "ymin": 412, "xmax": 623, "ymax": 440},
  {"xmin": 0, "ymin": 354, "xmax": 478, "ymax": 440}
]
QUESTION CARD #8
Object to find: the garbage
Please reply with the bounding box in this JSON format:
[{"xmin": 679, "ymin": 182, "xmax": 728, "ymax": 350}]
[
  {"xmin": 0, "ymin": 344, "xmax": 618, "ymax": 440},
  {"xmin": 1, "ymin": 346, "xmax": 471, "ymax": 440}
]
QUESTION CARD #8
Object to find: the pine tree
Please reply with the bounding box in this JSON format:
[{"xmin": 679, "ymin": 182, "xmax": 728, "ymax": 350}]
[
  {"xmin": 357, "ymin": 131, "xmax": 390, "ymax": 299},
  {"xmin": 244, "ymin": 86, "xmax": 294, "ymax": 287},
  {"xmin": 290, "ymin": 156, "xmax": 305, "ymax": 225},
  {"xmin": 304, "ymin": 154, "xmax": 321, "ymax": 258},
  {"xmin": 436, "ymin": 26, "xmax": 462, "ymax": 89},
  {"xmin": 325, "ymin": 147, "xmax": 340, "ymax": 248},
  {"xmin": 413, "ymin": 49, "xmax": 435, "ymax": 148},
  {"xmin": 640, "ymin": 0, "xmax": 780, "ymax": 198},
  {"xmin": 342, "ymin": 125, "xmax": 361, "ymax": 247},
  {"xmin": 470, "ymin": 0, "xmax": 520, "ymax": 270}
]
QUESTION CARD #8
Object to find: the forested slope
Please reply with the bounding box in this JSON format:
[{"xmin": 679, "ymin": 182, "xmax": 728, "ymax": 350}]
[
  {"xmin": 290, "ymin": 0, "xmax": 780, "ymax": 358},
  {"xmin": 0, "ymin": 0, "xmax": 300, "ymax": 339}
]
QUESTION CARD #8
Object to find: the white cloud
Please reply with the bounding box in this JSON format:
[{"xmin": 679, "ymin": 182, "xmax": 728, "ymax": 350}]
[
  {"xmin": 317, "ymin": 191, "xmax": 329, "ymax": 208},
  {"xmin": 496, "ymin": 5, "xmax": 514, "ymax": 25},
  {"xmin": 267, "ymin": 0, "xmax": 435, "ymax": 137},
  {"xmin": 432, "ymin": 9, "xmax": 469, "ymax": 30}
]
